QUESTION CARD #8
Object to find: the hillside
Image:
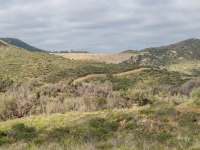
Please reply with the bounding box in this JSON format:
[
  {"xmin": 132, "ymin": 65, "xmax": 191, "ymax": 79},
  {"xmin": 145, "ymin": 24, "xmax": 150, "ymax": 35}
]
[
  {"xmin": 0, "ymin": 40, "xmax": 141, "ymax": 83},
  {"xmin": 123, "ymin": 38, "xmax": 200, "ymax": 74},
  {"xmin": 0, "ymin": 38, "xmax": 46, "ymax": 52},
  {"xmin": 0, "ymin": 39, "xmax": 79, "ymax": 83},
  {"xmin": 1, "ymin": 104, "xmax": 200, "ymax": 150},
  {"xmin": 1, "ymin": 38, "xmax": 200, "ymax": 150}
]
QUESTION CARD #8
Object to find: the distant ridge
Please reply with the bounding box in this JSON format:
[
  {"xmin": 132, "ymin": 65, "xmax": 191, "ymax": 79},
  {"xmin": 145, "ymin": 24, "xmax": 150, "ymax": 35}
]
[
  {"xmin": 0, "ymin": 38, "xmax": 46, "ymax": 52},
  {"xmin": 123, "ymin": 38, "xmax": 200, "ymax": 66}
]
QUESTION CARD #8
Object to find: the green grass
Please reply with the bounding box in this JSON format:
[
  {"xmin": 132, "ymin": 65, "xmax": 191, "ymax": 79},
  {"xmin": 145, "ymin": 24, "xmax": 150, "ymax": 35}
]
[
  {"xmin": 0, "ymin": 109, "xmax": 136, "ymax": 131},
  {"xmin": 0, "ymin": 104, "xmax": 200, "ymax": 150},
  {"xmin": 164, "ymin": 60, "xmax": 200, "ymax": 75}
]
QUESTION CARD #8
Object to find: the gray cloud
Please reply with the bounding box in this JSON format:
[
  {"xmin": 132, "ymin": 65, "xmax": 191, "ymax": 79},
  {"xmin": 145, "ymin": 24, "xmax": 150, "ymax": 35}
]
[{"xmin": 0, "ymin": 0, "xmax": 200, "ymax": 52}]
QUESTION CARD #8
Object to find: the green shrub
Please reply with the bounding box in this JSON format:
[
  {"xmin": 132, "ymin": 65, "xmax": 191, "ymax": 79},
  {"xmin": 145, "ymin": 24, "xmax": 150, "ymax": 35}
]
[
  {"xmin": 155, "ymin": 131, "xmax": 173, "ymax": 144},
  {"xmin": 9, "ymin": 123, "xmax": 37, "ymax": 141},
  {"xmin": 15, "ymin": 132, "xmax": 36, "ymax": 141},
  {"xmin": 89, "ymin": 127, "xmax": 109, "ymax": 141},
  {"xmin": 96, "ymin": 141, "xmax": 112, "ymax": 149},
  {"xmin": 190, "ymin": 87, "xmax": 200, "ymax": 105},
  {"xmin": 96, "ymin": 96, "xmax": 107, "ymax": 109},
  {"xmin": 154, "ymin": 107, "xmax": 179, "ymax": 117},
  {"xmin": 179, "ymin": 113, "xmax": 198, "ymax": 126},
  {"xmin": 11, "ymin": 123, "xmax": 36, "ymax": 133},
  {"xmin": 135, "ymin": 131, "xmax": 173, "ymax": 144},
  {"xmin": 0, "ymin": 77, "xmax": 13, "ymax": 92},
  {"xmin": 124, "ymin": 115, "xmax": 133, "ymax": 122},
  {"xmin": 89, "ymin": 117, "xmax": 118, "ymax": 131},
  {"xmin": 125, "ymin": 88, "xmax": 152, "ymax": 106},
  {"xmin": 71, "ymin": 126, "xmax": 108, "ymax": 142},
  {"xmin": 11, "ymin": 123, "xmax": 26, "ymax": 132},
  {"xmin": 160, "ymin": 116, "xmax": 169, "ymax": 122},
  {"xmin": 89, "ymin": 117, "xmax": 106, "ymax": 128},
  {"xmin": 124, "ymin": 122, "xmax": 138, "ymax": 130},
  {"xmin": 47, "ymin": 126, "xmax": 70, "ymax": 141},
  {"xmin": 140, "ymin": 108, "xmax": 155, "ymax": 115},
  {"xmin": 0, "ymin": 130, "xmax": 7, "ymax": 138},
  {"xmin": 179, "ymin": 113, "xmax": 200, "ymax": 134},
  {"xmin": 0, "ymin": 130, "xmax": 9, "ymax": 146},
  {"xmin": 71, "ymin": 117, "xmax": 118, "ymax": 142},
  {"xmin": 0, "ymin": 137, "xmax": 10, "ymax": 146},
  {"xmin": 112, "ymin": 147, "xmax": 132, "ymax": 150},
  {"xmin": 33, "ymin": 137, "xmax": 45, "ymax": 145}
]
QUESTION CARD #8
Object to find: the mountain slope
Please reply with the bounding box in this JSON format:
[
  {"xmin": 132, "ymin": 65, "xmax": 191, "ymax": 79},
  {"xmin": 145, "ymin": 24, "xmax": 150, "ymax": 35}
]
[
  {"xmin": 0, "ymin": 40, "xmax": 139, "ymax": 83},
  {"xmin": 123, "ymin": 38, "xmax": 200, "ymax": 74},
  {"xmin": 0, "ymin": 39, "xmax": 79, "ymax": 82},
  {"xmin": 0, "ymin": 38, "xmax": 46, "ymax": 52}
]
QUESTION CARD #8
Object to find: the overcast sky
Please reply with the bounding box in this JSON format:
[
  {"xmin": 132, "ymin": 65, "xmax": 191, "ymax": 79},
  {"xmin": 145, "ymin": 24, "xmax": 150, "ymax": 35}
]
[{"xmin": 1, "ymin": 0, "xmax": 200, "ymax": 52}]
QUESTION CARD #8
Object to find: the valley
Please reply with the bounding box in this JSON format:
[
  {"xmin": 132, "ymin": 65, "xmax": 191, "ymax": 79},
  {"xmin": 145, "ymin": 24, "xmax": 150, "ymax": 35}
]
[{"xmin": 0, "ymin": 38, "xmax": 200, "ymax": 150}]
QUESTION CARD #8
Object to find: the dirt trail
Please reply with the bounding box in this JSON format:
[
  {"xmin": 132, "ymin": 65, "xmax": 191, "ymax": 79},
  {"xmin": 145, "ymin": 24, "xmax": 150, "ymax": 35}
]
[
  {"xmin": 73, "ymin": 68, "xmax": 149, "ymax": 84},
  {"xmin": 73, "ymin": 74, "xmax": 105, "ymax": 84},
  {"xmin": 114, "ymin": 68, "xmax": 149, "ymax": 76}
]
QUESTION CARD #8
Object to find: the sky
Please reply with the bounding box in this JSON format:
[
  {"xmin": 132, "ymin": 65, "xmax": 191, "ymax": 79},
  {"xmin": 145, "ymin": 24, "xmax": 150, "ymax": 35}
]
[{"xmin": 0, "ymin": 0, "xmax": 200, "ymax": 53}]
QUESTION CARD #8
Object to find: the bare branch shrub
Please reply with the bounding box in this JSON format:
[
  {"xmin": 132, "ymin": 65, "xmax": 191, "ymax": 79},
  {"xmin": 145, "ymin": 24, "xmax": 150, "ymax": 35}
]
[
  {"xmin": 0, "ymin": 79, "xmax": 68, "ymax": 120},
  {"xmin": 71, "ymin": 82, "xmax": 125, "ymax": 111},
  {"xmin": 178, "ymin": 79, "xmax": 200, "ymax": 95}
]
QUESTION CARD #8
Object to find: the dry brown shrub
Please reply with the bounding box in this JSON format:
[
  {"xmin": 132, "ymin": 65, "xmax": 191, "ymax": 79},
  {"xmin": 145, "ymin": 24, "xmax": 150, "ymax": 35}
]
[
  {"xmin": 69, "ymin": 82, "xmax": 126, "ymax": 111},
  {"xmin": 178, "ymin": 79, "xmax": 200, "ymax": 95}
]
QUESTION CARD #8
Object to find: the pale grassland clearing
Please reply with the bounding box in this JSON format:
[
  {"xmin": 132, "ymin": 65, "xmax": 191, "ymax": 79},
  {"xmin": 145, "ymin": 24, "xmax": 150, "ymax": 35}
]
[{"xmin": 51, "ymin": 53, "xmax": 135, "ymax": 64}]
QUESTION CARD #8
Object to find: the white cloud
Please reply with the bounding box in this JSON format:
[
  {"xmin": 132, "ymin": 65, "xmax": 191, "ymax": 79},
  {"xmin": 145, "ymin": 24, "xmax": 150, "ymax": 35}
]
[{"xmin": 0, "ymin": 0, "xmax": 200, "ymax": 52}]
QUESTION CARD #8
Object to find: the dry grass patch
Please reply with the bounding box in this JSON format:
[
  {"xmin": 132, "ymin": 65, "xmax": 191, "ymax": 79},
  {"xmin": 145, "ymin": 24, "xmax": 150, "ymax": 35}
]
[{"xmin": 52, "ymin": 53, "xmax": 135, "ymax": 64}]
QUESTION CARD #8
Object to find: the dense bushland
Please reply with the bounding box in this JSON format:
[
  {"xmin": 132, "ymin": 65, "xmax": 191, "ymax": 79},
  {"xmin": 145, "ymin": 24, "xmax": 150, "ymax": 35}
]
[
  {"xmin": 0, "ymin": 68, "xmax": 200, "ymax": 149},
  {"xmin": 0, "ymin": 68, "xmax": 199, "ymax": 121}
]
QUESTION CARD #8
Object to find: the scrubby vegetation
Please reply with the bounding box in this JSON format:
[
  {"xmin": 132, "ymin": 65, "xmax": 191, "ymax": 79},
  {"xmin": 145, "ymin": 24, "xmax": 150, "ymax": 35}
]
[
  {"xmin": 0, "ymin": 68, "xmax": 200, "ymax": 149},
  {"xmin": 123, "ymin": 38, "xmax": 200, "ymax": 75},
  {"xmin": 0, "ymin": 102, "xmax": 200, "ymax": 150},
  {"xmin": 1, "ymin": 40, "xmax": 200, "ymax": 149}
]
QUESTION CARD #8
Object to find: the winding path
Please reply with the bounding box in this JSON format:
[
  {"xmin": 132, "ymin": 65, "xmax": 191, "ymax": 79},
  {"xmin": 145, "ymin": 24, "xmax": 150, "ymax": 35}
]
[{"xmin": 73, "ymin": 68, "xmax": 149, "ymax": 84}]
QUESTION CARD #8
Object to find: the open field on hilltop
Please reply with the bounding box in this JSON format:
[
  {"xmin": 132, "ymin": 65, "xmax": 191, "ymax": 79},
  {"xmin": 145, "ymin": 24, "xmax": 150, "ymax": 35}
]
[{"xmin": 51, "ymin": 53, "xmax": 135, "ymax": 64}]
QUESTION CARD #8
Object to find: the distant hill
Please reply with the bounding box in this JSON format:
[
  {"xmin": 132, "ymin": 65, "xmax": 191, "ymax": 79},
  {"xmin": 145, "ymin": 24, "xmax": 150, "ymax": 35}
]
[
  {"xmin": 123, "ymin": 38, "xmax": 200, "ymax": 74},
  {"xmin": 120, "ymin": 49, "xmax": 139, "ymax": 54},
  {"xmin": 0, "ymin": 38, "xmax": 46, "ymax": 52}
]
